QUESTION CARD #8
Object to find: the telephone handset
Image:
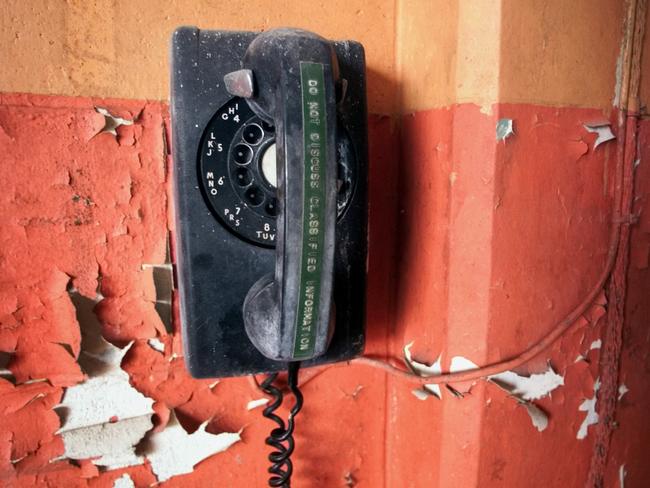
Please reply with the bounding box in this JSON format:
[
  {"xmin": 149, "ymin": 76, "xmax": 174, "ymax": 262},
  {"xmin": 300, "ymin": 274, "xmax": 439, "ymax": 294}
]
[{"xmin": 170, "ymin": 28, "xmax": 367, "ymax": 377}]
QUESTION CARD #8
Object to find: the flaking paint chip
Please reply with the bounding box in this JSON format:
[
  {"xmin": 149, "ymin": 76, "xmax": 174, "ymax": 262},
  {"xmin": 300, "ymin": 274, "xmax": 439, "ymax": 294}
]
[
  {"xmin": 496, "ymin": 118, "xmax": 514, "ymax": 141},
  {"xmin": 95, "ymin": 107, "xmax": 134, "ymax": 136},
  {"xmin": 618, "ymin": 384, "xmax": 629, "ymax": 400},
  {"xmin": 411, "ymin": 388, "xmax": 431, "ymax": 401},
  {"xmin": 404, "ymin": 345, "xmax": 562, "ymax": 432},
  {"xmin": 403, "ymin": 342, "xmax": 442, "ymax": 399},
  {"xmin": 577, "ymin": 378, "xmax": 600, "ymax": 440},
  {"xmin": 489, "ymin": 365, "xmax": 564, "ymax": 401},
  {"xmin": 449, "ymin": 356, "xmax": 479, "ymax": 373},
  {"xmin": 449, "ymin": 357, "xmax": 481, "ymax": 395},
  {"xmin": 148, "ymin": 338, "xmax": 166, "ymax": 353},
  {"xmin": 583, "ymin": 122, "xmax": 616, "ymax": 149},
  {"xmin": 247, "ymin": 398, "xmax": 269, "ymax": 410},
  {"xmin": 521, "ymin": 402, "xmax": 549, "ymax": 432},
  {"xmin": 619, "ymin": 464, "xmax": 627, "ymax": 487},
  {"xmin": 589, "ymin": 339, "xmax": 602, "ymax": 350}
]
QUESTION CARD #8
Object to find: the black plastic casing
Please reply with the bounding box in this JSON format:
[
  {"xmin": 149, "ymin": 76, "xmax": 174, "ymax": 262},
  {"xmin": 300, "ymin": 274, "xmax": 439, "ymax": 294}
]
[{"xmin": 170, "ymin": 27, "xmax": 368, "ymax": 378}]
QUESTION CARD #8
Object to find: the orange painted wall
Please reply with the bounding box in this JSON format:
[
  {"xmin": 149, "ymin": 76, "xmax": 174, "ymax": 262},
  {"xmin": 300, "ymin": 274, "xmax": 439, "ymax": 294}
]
[
  {"xmin": 0, "ymin": 0, "xmax": 397, "ymax": 114},
  {"xmin": 1, "ymin": 1, "xmax": 649, "ymax": 487}
]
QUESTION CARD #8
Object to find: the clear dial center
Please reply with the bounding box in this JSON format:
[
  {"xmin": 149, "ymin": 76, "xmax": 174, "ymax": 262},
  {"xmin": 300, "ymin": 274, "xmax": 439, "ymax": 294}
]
[{"xmin": 261, "ymin": 142, "xmax": 277, "ymax": 188}]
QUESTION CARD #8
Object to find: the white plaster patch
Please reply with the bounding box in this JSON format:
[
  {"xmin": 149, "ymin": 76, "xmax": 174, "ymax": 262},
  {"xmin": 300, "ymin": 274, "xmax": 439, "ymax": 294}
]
[
  {"xmin": 146, "ymin": 411, "xmax": 241, "ymax": 482},
  {"xmin": 58, "ymin": 416, "xmax": 151, "ymax": 469},
  {"xmin": 618, "ymin": 384, "xmax": 629, "ymax": 401},
  {"xmin": 57, "ymin": 292, "xmax": 156, "ymax": 470},
  {"xmin": 113, "ymin": 473, "xmax": 135, "ymax": 488},
  {"xmin": 56, "ymin": 337, "xmax": 154, "ymax": 469}
]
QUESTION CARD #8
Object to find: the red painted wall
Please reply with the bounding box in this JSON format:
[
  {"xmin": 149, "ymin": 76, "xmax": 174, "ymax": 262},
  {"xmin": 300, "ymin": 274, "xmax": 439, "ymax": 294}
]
[
  {"xmin": 1, "ymin": 91, "xmax": 647, "ymax": 487},
  {"xmin": 0, "ymin": 95, "xmax": 399, "ymax": 487},
  {"xmin": 387, "ymin": 103, "xmax": 619, "ymax": 487}
]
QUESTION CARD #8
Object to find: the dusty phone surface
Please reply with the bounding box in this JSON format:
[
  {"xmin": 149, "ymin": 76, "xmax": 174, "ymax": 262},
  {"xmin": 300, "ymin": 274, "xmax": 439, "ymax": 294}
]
[{"xmin": 170, "ymin": 28, "xmax": 368, "ymax": 378}]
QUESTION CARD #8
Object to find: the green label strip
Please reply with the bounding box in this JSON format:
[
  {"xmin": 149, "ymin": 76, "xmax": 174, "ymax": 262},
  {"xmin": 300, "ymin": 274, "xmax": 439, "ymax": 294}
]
[{"xmin": 293, "ymin": 62, "xmax": 328, "ymax": 358}]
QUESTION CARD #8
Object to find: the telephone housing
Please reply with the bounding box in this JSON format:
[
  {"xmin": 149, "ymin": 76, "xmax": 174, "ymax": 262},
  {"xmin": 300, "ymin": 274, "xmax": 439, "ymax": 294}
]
[{"xmin": 170, "ymin": 27, "xmax": 368, "ymax": 377}]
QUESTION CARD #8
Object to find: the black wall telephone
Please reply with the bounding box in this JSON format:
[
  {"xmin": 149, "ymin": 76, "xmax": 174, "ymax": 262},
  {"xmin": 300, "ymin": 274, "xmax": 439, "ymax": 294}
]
[
  {"xmin": 171, "ymin": 27, "xmax": 368, "ymax": 487},
  {"xmin": 170, "ymin": 27, "xmax": 368, "ymax": 485},
  {"xmin": 170, "ymin": 27, "xmax": 368, "ymax": 378}
]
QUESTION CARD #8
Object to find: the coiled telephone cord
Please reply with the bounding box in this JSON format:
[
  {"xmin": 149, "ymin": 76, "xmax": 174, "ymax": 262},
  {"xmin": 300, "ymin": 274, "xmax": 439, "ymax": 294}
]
[{"xmin": 260, "ymin": 362, "xmax": 303, "ymax": 487}]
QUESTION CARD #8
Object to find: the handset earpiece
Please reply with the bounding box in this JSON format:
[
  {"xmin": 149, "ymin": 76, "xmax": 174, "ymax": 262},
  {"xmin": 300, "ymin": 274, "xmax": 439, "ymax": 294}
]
[{"xmin": 227, "ymin": 29, "xmax": 339, "ymax": 361}]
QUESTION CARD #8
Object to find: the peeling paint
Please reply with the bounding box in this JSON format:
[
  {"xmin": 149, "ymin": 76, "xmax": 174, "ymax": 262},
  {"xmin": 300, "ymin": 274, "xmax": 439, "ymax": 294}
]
[
  {"xmin": 404, "ymin": 346, "xmax": 563, "ymax": 406},
  {"xmin": 147, "ymin": 338, "xmax": 166, "ymax": 353},
  {"xmin": 403, "ymin": 343, "xmax": 442, "ymax": 399},
  {"xmin": 584, "ymin": 122, "xmax": 616, "ymax": 149},
  {"xmin": 113, "ymin": 473, "xmax": 135, "ymax": 488},
  {"xmin": 56, "ymin": 293, "xmax": 155, "ymax": 469},
  {"xmin": 95, "ymin": 107, "xmax": 134, "ymax": 136},
  {"xmin": 0, "ymin": 95, "xmax": 171, "ymax": 484},
  {"xmin": 143, "ymin": 261, "xmax": 174, "ymax": 333},
  {"xmin": 577, "ymin": 378, "xmax": 600, "ymax": 440},
  {"xmin": 619, "ymin": 464, "xmax": 626, "ymax": 488},
  {"xmin": 618, "ymin": 384, "xmax": 629, "ymax": 401},
  {"xmin": 449, "ymin": 356, "xmax": 479, "ymax": 374},
  {"xmin": 0, "ymin": 77, "xmax": 640, "ymax": 486},
  {"xmin": 489, "ymin": 365, "xmax": 564, "ymax": 401},
  {"xmin": 57, "ymin": 416, "xmax": 152, "ymax": 469},
  {"xmin": 402, "ymin": 344, "xmax": 566, "ymax": 434},
  {"xmin": 344, "ymin": 471, "xmax": 358, "ymax": 487},
  {"xmin": 145, "ymin": 411, "xmax": 241, "ymax": 482},
  {"xmin": 496, "ymin": 118, "xmax": 514, "ymax": 141},
  {"xmin": 411, "ymin": 388, "xmax": 431, "ymax": 401},
  {"xmin": 589, "ymin": 339, "xmax": 602, "ymax": 350},
  {"xmin": 521, "ymin": 402, "xmax": 549, "ymax": 433},
  {"xmin": 246, "ymin": 398, "xmax": 269, "ymax": 410}
]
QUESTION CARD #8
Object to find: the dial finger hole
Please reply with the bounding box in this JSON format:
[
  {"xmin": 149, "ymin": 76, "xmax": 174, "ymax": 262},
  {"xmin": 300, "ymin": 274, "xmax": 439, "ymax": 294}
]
[
  {"xmin": 265, "ymin": 198, "xmax": 278, "ymax": 216},
  {"xmin": 242, "ymin": 124, "xmax": 264, "ymax": 145},
  {"xmin": 245, "ymin": 186, "xmax": 265, "ymax": 206},
  {"xmin": 234, "ymin": 167, "xmax": 252, "ymax": 187},
  {"xmin": 233, "ymin": 144, "xmax": 253, "ymax": 164}
]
